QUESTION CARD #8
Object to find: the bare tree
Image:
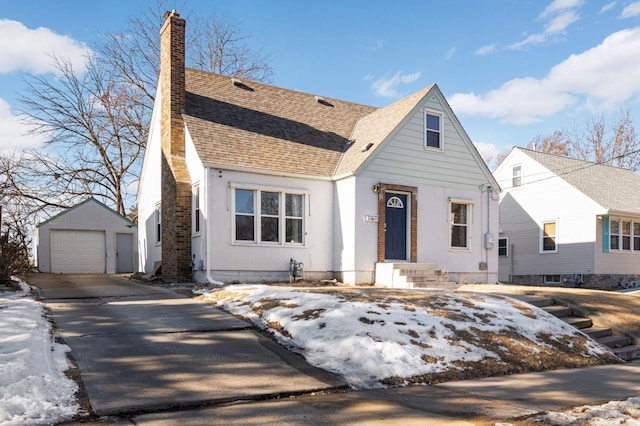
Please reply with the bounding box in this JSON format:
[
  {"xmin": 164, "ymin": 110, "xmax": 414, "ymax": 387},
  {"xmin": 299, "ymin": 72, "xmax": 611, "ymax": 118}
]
[
  {"xmin": 17, "ymin": 2, "xmax": 273, "ymax": 219},
  {"xmin": 19, "ymin": 55, "xmax": 146, "ymax": 215},
  {"xmin": 528, "ymin": 110, "xmax": 640, "ymax": 171}
]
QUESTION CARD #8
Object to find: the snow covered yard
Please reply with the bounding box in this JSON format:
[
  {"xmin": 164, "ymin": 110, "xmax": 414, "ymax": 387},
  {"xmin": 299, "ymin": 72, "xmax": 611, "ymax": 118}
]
[
  {"xmin": 533, "ymin": 397, "xmax": 640, "ymax": 425},
  {"xmin": 0, "ymin": 278, "xmax": 78, "ymax": 425},
  {"xmin": 197, "ymin": 285, "xmax": 618, "ymax": 389}
]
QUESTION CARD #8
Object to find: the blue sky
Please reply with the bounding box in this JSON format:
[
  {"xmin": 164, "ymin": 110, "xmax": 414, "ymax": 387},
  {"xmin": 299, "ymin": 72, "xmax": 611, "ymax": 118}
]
[{"xmin": 2, "ymin": 0, "xmax": 640, "ymax": 167}]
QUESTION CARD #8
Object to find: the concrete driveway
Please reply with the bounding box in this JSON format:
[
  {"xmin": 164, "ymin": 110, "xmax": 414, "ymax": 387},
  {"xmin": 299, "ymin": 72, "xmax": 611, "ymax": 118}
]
[{"xmin": 27, "ymin": 274, "xmax": 343, "ymax": 416}]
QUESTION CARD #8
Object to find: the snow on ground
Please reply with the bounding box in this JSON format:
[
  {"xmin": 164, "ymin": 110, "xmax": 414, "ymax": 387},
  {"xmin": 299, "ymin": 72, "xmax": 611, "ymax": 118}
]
[
  {"xmin": 198, "ymin": 284, "xmax": 611, "ymax": 390},
  {"xmin": 534, "ymin": 397, "xmax": 640, "ymax": 425},
  {"xmin": 0, "ymin": 278, "xmax": 78, "ymax": 425}
]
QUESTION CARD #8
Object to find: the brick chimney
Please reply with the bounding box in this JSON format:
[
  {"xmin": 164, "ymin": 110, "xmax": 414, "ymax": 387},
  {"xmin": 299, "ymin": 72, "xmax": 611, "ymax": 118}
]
[{"xmin": 160, "ymin": 11, "xmax": 192, "ymax": 280}]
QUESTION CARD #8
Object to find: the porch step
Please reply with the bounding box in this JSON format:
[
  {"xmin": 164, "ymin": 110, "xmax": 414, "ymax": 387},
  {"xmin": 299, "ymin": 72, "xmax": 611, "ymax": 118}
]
[
  {"xmin": 562, "ymin": 316, "xmax": 593, "ymax": 329},
  {"xmin": 582, "ymin": 327, "xmax": 612, "ymax": 339},
  {"xmin": 613, "ymin": 345, "xmax": 640, "ymax": 361},
  {"xmin": 375, "ymin": 263, "xmax": 457, "ymax": 289},
  {"xmin": 598, "ymin": 335, "xmax": 631, "ymax": 348}
]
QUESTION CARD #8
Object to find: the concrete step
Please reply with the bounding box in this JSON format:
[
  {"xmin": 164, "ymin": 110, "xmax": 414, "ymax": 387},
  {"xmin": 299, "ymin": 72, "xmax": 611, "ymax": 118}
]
[
  {"xmin": 508, "ymin": 294, "xmax": 555, "ymax": 308},
  {"xmin": 598, "ymin": 335, "xmax": 632, "ymax": 348},
  {"xmin": 562, "ymin": 316, "xmax": 593, "ymax": 329},
  {"xmin": 542, "ymin": 305, "xmax": 573, "ymax": 318},
  {"xmin": 582, "ymin": 327, "xmax": 612, "ymax": 339},
  {"xmin": 399, "ymin": 268, "xmax": 436, "ymax": 277},
  {"xmin": 393, "ymin": 263, "xmax": 436, "ymax": 271},
  {"xmin": 407, "ymin": 276, "xmax": 451, "ymax": 284},
  {"xmin": 413, "ymin": 282, "xmax": 458, "ymax": 290},
  {"xmin": 612, "ymin": 345, "xmax": 640, "ymax": 361}
]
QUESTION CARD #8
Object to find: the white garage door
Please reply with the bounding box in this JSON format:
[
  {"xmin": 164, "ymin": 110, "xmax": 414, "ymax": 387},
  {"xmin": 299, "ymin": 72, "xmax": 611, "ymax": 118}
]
[{"xmin": 50, "ymin": 230, "xmax": 106, "ymax": 274}]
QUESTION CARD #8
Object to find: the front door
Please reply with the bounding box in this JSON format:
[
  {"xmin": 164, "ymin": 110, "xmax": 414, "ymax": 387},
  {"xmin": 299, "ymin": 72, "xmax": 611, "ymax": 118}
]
[
  {"xmin": 116, "ymin": 233, "xmax": 134, "ymax": 273},
  {"xmin": 385, "ymin": 193, "xmax": 408, "ymax": 260}
]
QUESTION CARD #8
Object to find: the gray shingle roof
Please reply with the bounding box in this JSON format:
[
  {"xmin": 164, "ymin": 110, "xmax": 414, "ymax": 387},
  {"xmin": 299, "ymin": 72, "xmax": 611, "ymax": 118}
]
[
  {"xmin": 519, "ymin": 147, "xmax": 640, "ymax": 214},
  {"xmin": 183, "ymin": 68, "xmax": 377, "ymax": 177}
]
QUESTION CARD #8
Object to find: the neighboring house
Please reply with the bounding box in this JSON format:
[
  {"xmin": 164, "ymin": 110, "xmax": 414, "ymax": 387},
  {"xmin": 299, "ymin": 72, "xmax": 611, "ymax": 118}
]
[
  {"xmin": 137, "ymin": 12, "xmax": 499, "ymax": 286},
  {"xmin": 494, "ymin": 147, "xmax": 640, "ymax": 288},
  {"xmin": 35, "ymin": 198, "xmax": 137, "ymax": 274}
]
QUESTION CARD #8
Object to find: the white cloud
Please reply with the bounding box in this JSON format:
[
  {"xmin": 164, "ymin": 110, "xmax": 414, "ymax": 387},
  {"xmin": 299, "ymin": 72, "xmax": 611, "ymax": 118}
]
[
  {"xmin": 473, "ymin": 141, "xmax": 502, "ymax": 168},
  {"xmin": 370, "ymin": 71, "xmax": 421, "ymax": 98},
  {"xmin": 444, "ymin": 46, "xmax": 456, "ymax": 60},
  {"xmin": 475, "ymin": 43, "xmax": 497, "ymax": 56},
  {"xmin": 539, "ymin": 0, "xmax": 583, "ymax": 19},
  {"xmin": 0, "ymin": 19, "xmax": 90, "ymax": 75},
  {"xmin": 545, "ymin": 10, "xmax": 580, "ymax": 33},
  {"xmin": 450, "ymin": 27, "xmax": 640, "ymax": 124},
  {"xmin": 600, "ymin": 2, "xmax": 616, "ymax": 14},
  {"xmin": 0, "ymin": 98, "xmax": 48, "ymax": 152},
  {"xmin": 620, "ymin": 1, "xmax": 640, "ymax": 18},
  {"xmin": 509, "ymin": 0, "xmax": 581, "ymax": 50}
]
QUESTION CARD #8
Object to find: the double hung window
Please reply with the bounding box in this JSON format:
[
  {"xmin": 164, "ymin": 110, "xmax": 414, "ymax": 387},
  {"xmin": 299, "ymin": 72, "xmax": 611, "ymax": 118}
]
[
  {"xmin": 425, "ymin": 110, "xmax": 443, "ymax": 150},
  {"xmin": 541, "ymin": 221, "xmax": 557, "ymax": 253},
  {"xmin": 450, "ymin": 202, "xmax": 470, "ymax": 249},
  {"xmin": 234, "ymin": 188, "xmax": 305, "ymax": 245}
]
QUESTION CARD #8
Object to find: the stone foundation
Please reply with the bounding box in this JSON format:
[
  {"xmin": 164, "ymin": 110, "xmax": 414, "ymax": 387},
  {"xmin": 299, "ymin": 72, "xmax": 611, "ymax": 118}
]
[{"xmin": 509, "ymin": 274, "xmax": 640, "ymax": 290}]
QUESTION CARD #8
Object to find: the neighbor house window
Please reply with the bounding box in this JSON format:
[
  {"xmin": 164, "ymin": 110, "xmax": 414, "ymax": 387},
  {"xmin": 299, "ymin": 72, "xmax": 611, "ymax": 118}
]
[
  {"xmin": 425, "ymin": 110, "xmax": 443, "ymax": 149},
  {"xmin": 234, "ymin": 188, "xmax": 305, "ymax": 245},
  {"xmin": 512, "ymin": 165, "xmax": 522, "ymax": 187},
  {"xmin": 622, "ymin": 221, "xmax": 632, "ymax": 251},
  {"xmin": 155, "ymin": 203, "xmax": 161, "ymax": 244},
  {"xmin": 193, "ymin": 184, "xmax": 200, "ymax": 235},
  {"xmin": 541, "ymin": 220, "xmax": 557, "ymax": 253},
  {"xmin": 450, "ymin": 202, "xmax": 470, "ymax": 249},
  {"xmin": 498, "ymin": 237, "xmax": 509, "ymax": 257},
  {"xmin": 544, "ymin": 274, "xmax": 561, "ymax": 284},
  {"xmin": 610, "ymin": 219, "xmax": 620, "ymax": 250},
  {"xmin": 635, "ymin": 223, "xmax": 640, "ymax": 251}
]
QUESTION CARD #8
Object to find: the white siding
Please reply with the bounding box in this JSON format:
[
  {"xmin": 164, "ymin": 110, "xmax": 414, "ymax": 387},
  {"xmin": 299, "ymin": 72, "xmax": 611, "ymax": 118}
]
[
  {"xmin": 495, "ymin": 150, "xmax": 604, "ymax": 278},
  {"xmin": 136, "ymin": 91, "xmax": 163, "ymax": 274},
  {"xmin": 595, "ymin": 217, "xmax": 640, "ymax": 274},
  {"xmin": 202, "ymin": 169, "xmax": 335, "ymax": 283}
]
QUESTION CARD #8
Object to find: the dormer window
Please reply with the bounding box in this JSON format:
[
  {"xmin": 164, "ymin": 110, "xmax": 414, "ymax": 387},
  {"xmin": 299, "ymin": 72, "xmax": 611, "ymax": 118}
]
[{"xmin": 424, "ymin": 110, "xmax": 443, "ymax": 150}]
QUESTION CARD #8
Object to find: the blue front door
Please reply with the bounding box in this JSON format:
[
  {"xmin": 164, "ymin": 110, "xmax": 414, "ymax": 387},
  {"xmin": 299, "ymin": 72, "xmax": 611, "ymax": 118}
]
[{"xmin": 385, "ymin": 193, "xmax": 407, "ymax": 260}]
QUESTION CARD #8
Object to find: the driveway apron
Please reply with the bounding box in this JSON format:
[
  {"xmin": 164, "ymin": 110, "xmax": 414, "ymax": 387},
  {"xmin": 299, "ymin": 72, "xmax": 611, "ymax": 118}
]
[{"xmin": 27, "ymin": 274, "xmax": 343, "ymax": 416}]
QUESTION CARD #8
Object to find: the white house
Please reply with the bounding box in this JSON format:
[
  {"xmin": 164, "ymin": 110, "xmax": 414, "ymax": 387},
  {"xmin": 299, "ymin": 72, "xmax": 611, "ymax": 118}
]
[
  {"xmin": 494, "ymin": 147, "xmax": 640, "ymax": 288},
  {"xmin": 136, "ymin": 11, "xmax": 499, "ymax": 286},
  {"xmin": 35, "ymin": 198, "xmax": 137, "ymax": 274}
]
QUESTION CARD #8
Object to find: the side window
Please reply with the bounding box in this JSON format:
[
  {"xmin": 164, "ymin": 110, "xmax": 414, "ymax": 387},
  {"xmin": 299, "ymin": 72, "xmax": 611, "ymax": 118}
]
[
  {"xmin": 193, "ymin": 184, "xmax": 200, "ymax": 234},
  {"xmin": 498, "ymin": 237, "xmax": 508, "ymax": 257},
  {"xmin": 512, "ymin": 165, "xmax": 522, "ymax": 187},
  {"xmin": 285, "ymin": 193, "xmax": 304, "ymax": 243},
  {"xmin": 450, "ymin": 202, "xmax": 470, "ymax": 249},
  {"xmin": 155, "ymin": 203, "xmax": 161, "ymax": 244},
  {"xmin": 541, "ymin": 221, "xmax": 557, "ymax": 253},
  {"xmin": 425, "ymin": 111, "xmax": 443, "ymax": 150},
  {"xmin": 622, "ymin": 221, "xmax": 632, "ymax": 251}
]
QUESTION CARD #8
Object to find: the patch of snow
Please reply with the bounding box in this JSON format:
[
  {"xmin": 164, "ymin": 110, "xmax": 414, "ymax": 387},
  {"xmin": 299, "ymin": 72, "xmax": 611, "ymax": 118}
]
[
  {"xmin": 533, "ymin": 396, "xmax": 640, "ymax": 425},
  {"xmin": 202, "ymin": 285, "xmax": 609, "ymax": 389},
  {"xmin": 0, "ymin": 277, "xmax": 78, "ymax": 425}
]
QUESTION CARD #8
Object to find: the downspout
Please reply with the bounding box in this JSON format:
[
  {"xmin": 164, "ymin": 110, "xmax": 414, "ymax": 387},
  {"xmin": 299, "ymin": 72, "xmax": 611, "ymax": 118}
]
[
  {"xmin": 486, "ymin": 185, "xmax": 490, "ymax": 284},
  {"xmin": 204, "ymin": 167, "xmax": 222, "ymax": 286}
]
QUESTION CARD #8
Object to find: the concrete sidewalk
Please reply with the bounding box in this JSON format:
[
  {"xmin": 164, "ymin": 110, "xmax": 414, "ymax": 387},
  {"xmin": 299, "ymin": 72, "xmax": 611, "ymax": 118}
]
[{"xmin": 124, "ymin": 361, "xmax": 640, "ymax": 425}]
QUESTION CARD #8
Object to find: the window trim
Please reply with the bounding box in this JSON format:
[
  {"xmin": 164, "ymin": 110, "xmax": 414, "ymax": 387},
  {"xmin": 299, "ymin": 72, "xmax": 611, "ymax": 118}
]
[
  {"xmin": 424, "ymin": 109, "xmax": 444, "ymax": 151},
  {"xmin": 154, "ymin": 202, "xmax": 161, "ymax": 245},
  {"xmin": 449, "ymin": 200, "xmax": 472, "ymax": 250},
  {"xmin": 540, "ymin": 220, "xmax": 558, "ymax": 254},
  {"xmin": 498, "ymin": 237, "xmax": 509, "ymax": 257},
  {"xmin": 192, "ymin": 183, "xmax": 201, "ymax": 236},
  {"xmin": 231, "ymin": 184, "xmax": 307, "ymax": 246},
  {"xmin": 512, "ymin": 165, "xmax": 522, "ymax": 188}
]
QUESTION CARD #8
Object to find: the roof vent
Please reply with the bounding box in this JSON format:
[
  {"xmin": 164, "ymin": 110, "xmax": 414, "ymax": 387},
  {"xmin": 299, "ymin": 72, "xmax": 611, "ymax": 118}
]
[
  {"xmin": 361, "ymin": 142, "xmax": 374, "ymax": 152},
  {"xmin": 315, "ymin": 96, "xmax": 334, "ymax": 107},
  {"xmin": 231, "ymin": 77, "xmax": 254, "ymax": 91}
]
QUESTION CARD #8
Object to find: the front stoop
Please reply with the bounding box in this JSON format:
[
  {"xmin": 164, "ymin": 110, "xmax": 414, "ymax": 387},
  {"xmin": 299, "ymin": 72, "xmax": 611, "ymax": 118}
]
[{"xmin": 375, "ymin": 263, "xmax": 457, "ymax": 289}]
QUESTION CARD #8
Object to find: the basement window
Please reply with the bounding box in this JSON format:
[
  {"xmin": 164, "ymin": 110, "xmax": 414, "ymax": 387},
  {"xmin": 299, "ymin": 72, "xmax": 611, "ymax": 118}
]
[{"xmin": 544, "ymin": 274, "xmax": 561, "ymax": 284}]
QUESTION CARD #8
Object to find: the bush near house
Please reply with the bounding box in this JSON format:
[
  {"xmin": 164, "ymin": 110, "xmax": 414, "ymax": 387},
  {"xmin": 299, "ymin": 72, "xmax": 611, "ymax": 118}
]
[{"xmin": 0, "ymin": 226, "xmax": 30, "ymax": 283}]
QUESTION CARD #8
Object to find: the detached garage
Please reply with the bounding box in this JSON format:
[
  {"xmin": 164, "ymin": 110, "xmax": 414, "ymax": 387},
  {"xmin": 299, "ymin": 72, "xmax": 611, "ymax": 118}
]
[{"xmin": 36, "ymin": 198, "xmax": 137, "ymax": 274}]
